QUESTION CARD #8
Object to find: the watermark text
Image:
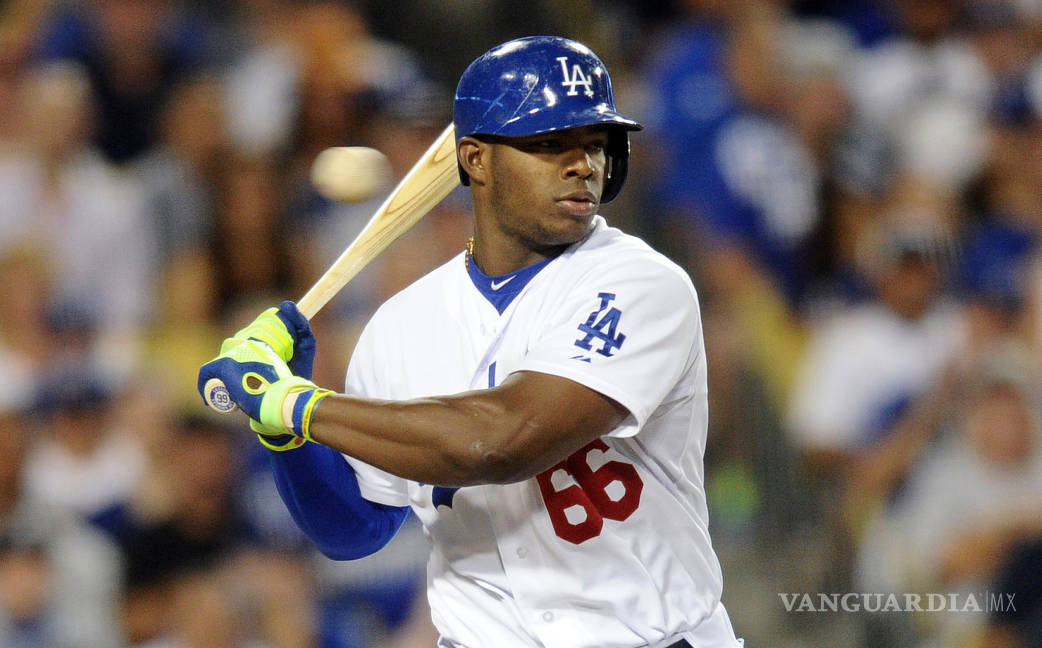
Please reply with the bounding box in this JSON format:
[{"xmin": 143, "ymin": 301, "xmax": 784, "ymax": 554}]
[{"xmin": 778, "ymin": 592, "xmax": 1016, "ymax": 613}]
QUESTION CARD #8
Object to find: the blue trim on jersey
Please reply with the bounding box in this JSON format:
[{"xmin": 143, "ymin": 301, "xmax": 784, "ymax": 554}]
[
  {"xmin": 467, "ymin": 256, "xmax": 553, "ymax": 314},
  {"xmin": 266, "ymin": 441, "xmax": 409, "ymax": 560}
]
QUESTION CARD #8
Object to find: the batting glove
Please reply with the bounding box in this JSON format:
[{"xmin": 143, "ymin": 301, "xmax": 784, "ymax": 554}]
[
  {"xmin": 197, "ymin": 338, "xmax": 333, "ymax": 442},
  {"xmin": 227, "ymin": 301, "xmax": 317, "ymax": 379}
]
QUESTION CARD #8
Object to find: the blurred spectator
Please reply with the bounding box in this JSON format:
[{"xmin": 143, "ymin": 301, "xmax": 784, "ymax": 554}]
[
  {"xmin": 957, "ymin": 115, "xmax": 1041, "ymax": 357},
  {"xmin": 704, "ymin": 11, "xmax": 851, "ymax": 305},
  {"xmin": 787, "ymin": 214, "xmax": 965, "ymax": 473},
  {"xmin": 211, "ymin": 152, "xmax": 293, "ymax": 314},
  {"xmin": 118, "ymin": 416, "xmax": 246, "ymax": 598},
  {"xmin": 639, "ymin": 0, "xmax": 736, "ymax": 257},
  {"xmin": 220, "ymin": 0, "xmax": 300, "ymax": 158},
  {"xmin": 118, "ymin": 415, "xmax": 315, "ymax": 647},
  {"xmin": 23, "ymin": 370, "xmax": 147, "ymax": 527},
  {"xmin": 286, "ymin": 1, "xmax": 426, "ymax": 165},
  {"xmin": 134, "ymin": 73, "xmax": 225, "ymax": 274},
  {"xmin": 855, "ymin": 342, "xmax": 1042, "ymax": 646},
  {"xmin": 0, "ymin": 245, "xmax": 54, "ymax": 410},
  {"xmin": 0, "ymin": 60, "xmax": 153, "ymax": 378},
  {"xmin": 34, "ymin": 0, "xmax": 212, "ymax": 164},
  {"xmin": 643, "ymin": 3, "xmax": 854, "ymax": 308},
  {"xmin": 0, "ymin": 405, "xmax": 122, "ymax": 648},
  {"xmin": 135, "ymin": 569, "xmax": 250, "ymax": 648},
  {"xmin": 135, "ymin": 559, "xmax": 316, "ymax": 648},
  {"xmin": 842, "ymin": 0, "xmax": 992, "ymax": 194},
  {"xmin": 142, "ymin": 249, "xmax": 225, "ymax": 413}
]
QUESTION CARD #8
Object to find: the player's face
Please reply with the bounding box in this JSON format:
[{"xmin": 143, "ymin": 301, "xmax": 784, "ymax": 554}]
[{"xmin": 487, "ymin": 126, "xmax": 609, "ymax": 250}]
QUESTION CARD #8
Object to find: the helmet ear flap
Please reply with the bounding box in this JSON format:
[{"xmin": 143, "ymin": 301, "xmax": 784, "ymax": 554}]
[{"xmin": 600, "ymin": 131, "xmax": 630, "ymax": 203}]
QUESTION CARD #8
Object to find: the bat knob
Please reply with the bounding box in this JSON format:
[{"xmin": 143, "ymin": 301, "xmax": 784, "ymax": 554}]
[{"xmin": 203, "ymin": 378, "xmax": 237, "ymax": 413}]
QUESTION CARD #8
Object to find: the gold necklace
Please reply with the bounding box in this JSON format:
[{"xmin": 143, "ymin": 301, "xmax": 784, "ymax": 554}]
[{"xmin": 465, "ymin": 237, "xmax": 475, "ymax": 269}]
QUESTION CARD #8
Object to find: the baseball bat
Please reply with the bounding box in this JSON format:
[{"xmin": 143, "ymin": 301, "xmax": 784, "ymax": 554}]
[{"xmin": 204, "ymin": 123, "xmax": 460, "ymax": 413}]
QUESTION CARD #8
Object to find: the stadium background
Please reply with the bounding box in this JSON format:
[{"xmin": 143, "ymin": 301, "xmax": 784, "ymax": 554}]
[{"xmin": 0, "ymin": 0, "xmax": 1040, "ymax": 646}]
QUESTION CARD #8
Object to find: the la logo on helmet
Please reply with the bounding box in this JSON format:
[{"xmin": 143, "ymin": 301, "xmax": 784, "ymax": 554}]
[{"xmin": 556, "ymin": 56, "xmax": 594, "ymax": 98}]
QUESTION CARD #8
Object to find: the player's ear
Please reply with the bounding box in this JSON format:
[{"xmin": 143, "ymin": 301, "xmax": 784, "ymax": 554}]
[{"xmin": 458, "ymin": 136, "xmax": 490, "ymax": 187}]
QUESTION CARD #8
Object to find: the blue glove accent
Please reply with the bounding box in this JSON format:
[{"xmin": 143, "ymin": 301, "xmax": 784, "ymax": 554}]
[
  {"xmin": 197, "ymin": 346, "xmax": 284, "ymax": 422},
  {"xmin": 267, "ymin": 441, "xmax": 409, "ymax": 560},
  {"xmin": 276, "ymin": 300, "xmax": 316, "ymax": 379}
]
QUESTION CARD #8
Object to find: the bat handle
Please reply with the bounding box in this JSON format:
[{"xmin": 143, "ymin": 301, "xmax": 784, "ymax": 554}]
[{"xmin": 203, "ymin": 377, "xmax": 238, "ymax": 413}]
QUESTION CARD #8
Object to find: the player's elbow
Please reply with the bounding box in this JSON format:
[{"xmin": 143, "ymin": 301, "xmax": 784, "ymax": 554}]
[
  {"xmin": 428, "ymin": 393, "xmax": 553, "ymax": 485},
  {"xmin": 456, "ymin": 413, "xmax": 547, "ymax": 485},
  {"xmin": 304, "ymin": 502, "xmax": 408, "ymax": 561},
  {"xmin": 310, "ymin": 517, "xmax": 401, "ymax": 561},
  {"xmin": 425, "ymin": 438, "xmax": 514, "ymax": 486}
]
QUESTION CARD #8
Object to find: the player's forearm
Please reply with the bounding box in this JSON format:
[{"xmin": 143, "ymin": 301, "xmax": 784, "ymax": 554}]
[{"xmin": 307, "ymin": 389, "xmax": 567, "ymax": 486}]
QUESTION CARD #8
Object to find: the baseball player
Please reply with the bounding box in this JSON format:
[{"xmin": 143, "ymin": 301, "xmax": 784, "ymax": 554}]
[{"xmin": 198, "ymin": 36, "xmax": 742, "ymax": 648}]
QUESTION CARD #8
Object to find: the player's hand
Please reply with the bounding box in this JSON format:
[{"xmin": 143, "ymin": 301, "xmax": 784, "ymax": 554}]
[
  {"xmin": 227, "ymin": 301, "xmax": 317, "ymax": 379},
  {"xmin": 196, "ymin": 338, "xmax": 333, "ymax": 439}
]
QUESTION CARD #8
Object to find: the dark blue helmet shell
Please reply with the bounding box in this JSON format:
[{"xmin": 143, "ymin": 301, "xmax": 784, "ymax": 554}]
[{"xmin": 453, "ymin": 36, "xmax": 642, "ymax": 203}]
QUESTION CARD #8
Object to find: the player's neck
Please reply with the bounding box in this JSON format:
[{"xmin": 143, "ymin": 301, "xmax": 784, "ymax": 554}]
[{"xmin": 467, "ymin": 231, "xmax": 567, "ymax": 276}]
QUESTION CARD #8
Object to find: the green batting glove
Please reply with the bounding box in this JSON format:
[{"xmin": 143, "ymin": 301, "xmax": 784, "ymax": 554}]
[
  {"xmin": 226, "ymin": 301, "xmax": 317, "ymax": 379},
  {"xmin": 197, "ymin": 338, "xmax": 334, "ymax": 440},
  {"xmin": 231, "ymin": 307, "xmax": 293, "ymax": 359}
]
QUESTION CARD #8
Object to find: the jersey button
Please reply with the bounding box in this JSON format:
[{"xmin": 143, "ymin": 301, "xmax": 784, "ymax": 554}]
[
  {"xmin": 542, "ymin": 611, "xmax": 554, "ymax": 623},
  {"xmin": 516, "ymin": 547, "xmax": 528, "ymax": 559}
]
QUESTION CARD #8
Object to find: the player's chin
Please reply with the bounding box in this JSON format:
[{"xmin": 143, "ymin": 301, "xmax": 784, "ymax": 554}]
[{"xmin": 537, "ymin": 216, "xmax": 594, "ymax": 248}]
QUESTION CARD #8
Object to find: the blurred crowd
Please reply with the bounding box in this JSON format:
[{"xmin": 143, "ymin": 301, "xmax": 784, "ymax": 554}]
[{"xmin": 0, "ymin": 0, "xmax": 1040, "ymax": 647}]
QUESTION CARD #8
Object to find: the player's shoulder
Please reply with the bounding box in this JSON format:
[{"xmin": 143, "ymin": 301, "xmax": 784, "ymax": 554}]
[{"xmin": 571, "ymin": 217, "xmax": 697, "ymax": 296}]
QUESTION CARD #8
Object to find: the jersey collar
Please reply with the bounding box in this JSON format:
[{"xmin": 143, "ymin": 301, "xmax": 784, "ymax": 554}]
[{"xmin": 466, "ymin": 255, "xmax": 553, "ymax": 314}]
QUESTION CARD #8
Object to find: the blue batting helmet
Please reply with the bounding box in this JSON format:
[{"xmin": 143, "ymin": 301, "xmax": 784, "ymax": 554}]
[{"xmin": 453, "ymin": 36, "xmax": 642, "ymax": 203}]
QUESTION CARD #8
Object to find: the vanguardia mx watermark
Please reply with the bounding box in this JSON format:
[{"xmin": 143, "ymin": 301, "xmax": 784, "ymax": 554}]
[{"xmin": 779, "ymin": 592, "xmax": 1016, "ymax": 613}]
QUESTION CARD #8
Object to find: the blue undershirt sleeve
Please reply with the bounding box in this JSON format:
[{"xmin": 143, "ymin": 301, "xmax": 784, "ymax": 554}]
[{"xmin": 266, "ymin": 441, "xmax": 409, "ymax": 560}]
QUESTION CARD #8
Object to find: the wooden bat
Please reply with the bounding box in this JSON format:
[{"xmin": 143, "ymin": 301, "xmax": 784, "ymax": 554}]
[{"xmin": 204, "ymin": 123, "xmax": 460, "ymax": 412}]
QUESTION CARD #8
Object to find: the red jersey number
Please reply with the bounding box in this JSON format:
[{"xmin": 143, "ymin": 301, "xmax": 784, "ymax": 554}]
[{"xmin": 535, "ymin": 439, "xmax": 644, "ymax": 544}]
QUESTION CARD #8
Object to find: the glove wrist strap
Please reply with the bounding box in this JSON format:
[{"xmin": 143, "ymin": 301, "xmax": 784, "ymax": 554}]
[
  {"xmin": 283, "ymin": 386, "xmax": 335, "ymax": 440},
  {"xmin": 256, "ymin": 433, "xmax": 307, "ymax": 452}
]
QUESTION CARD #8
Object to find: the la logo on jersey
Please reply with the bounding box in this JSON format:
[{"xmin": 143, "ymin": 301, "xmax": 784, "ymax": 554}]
[
  {"xmin": 556, "ymin": 56, "xmax": 595, "ymax": 97},
  {"xmin": 574, "ymin": 292, "xmax": 626, "ymax": 357}
]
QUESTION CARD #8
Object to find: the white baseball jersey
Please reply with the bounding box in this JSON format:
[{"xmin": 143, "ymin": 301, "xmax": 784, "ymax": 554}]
[{"xmin": 343, "ymin": 216, "xmax": 739, "ymax": 648}]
